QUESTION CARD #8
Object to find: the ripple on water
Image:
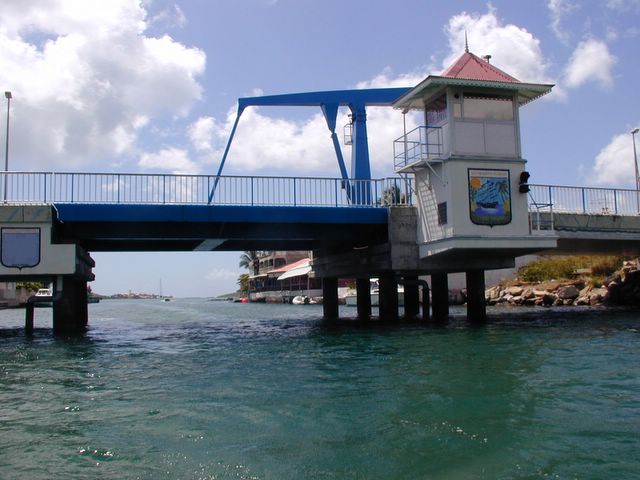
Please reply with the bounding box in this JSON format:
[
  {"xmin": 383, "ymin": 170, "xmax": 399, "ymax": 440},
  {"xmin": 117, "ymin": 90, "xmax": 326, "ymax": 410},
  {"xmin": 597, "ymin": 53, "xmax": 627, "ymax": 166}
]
[{"xmin": 0, "ymin": 299, "xmax": 639, "ymax": 479}]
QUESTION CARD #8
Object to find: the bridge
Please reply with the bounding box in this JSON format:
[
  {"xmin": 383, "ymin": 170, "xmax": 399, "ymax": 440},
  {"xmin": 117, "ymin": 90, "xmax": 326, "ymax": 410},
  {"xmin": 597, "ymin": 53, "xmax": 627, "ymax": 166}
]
[
  {"xmin": 1, "ymin": 172, "xmax": 639, "ymax": 253},
  {"xmin": 1, "ymin": 170, "xmax": 638, "ymax": 333},
  {"xmin": 2, "ymin": 47, "xmax": 639, "ymax": 333}
]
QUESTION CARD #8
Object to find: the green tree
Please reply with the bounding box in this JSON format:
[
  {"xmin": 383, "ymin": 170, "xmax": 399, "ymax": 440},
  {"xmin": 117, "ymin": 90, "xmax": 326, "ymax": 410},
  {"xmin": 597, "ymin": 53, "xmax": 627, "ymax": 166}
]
[
  {"xmin": 237, "ymin": 273, "xmax": 249, "ymax": 293},
  {"xmin": 239, "ymin": 250, "xmax": 261, "ymax": 276}
]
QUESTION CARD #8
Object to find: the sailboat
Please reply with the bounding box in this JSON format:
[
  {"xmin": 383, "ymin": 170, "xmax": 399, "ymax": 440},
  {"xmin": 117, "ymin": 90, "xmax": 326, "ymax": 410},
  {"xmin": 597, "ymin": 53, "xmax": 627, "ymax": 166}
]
[{"xmin": 159, "ymin": 280, "xmax": 172, "ymax": 302}]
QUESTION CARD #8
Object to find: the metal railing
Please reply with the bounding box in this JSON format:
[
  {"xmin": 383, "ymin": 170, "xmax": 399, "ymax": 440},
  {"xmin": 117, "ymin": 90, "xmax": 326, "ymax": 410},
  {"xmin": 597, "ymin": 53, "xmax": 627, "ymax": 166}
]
[
  {"xmin": 528, "ymin": 184, "xmax": 640, "ymax": 216},
  {"xmin": 0, "ymin": 172, "xmax": 414, "ymax": 208},
  {"xmin": 393, "ymin": 126, "xmax": 443, "ymax": 170}
]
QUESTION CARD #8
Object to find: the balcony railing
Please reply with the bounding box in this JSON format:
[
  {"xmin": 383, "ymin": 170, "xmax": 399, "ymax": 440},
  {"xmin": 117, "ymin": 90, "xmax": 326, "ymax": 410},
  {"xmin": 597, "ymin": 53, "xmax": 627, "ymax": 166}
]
[
  {"xmin": 0, "ymin": 172, "xmax": 413, "ymax": 208},
  {"xmin": 528, "ymin": 184, "xmax": 640, "ymax": 216},
  {"xmin": 393, "ymin": 126, "xmax": 443, "ymax": 170}
]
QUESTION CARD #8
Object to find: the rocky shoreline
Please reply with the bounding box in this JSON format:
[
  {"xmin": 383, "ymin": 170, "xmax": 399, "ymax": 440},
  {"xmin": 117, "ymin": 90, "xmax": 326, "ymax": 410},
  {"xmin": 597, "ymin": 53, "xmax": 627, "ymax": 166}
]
[{"xmin": 485, "ymin": 260, "xmax": 640, "ymax": 307}]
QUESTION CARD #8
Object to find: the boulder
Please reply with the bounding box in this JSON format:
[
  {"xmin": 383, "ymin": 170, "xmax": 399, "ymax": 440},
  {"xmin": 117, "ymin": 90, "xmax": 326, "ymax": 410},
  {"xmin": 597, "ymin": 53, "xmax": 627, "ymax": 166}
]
[
  {"xmin": 557, "ymin": 285, "xmax": 579, "ymax": 300},
  {"xmin": 575, "ymin": 296, "xmax": 590, "ymax": 306},
  {"xmin": 506, "ymin": 286, "xmax": 524, "ymax": 296}
]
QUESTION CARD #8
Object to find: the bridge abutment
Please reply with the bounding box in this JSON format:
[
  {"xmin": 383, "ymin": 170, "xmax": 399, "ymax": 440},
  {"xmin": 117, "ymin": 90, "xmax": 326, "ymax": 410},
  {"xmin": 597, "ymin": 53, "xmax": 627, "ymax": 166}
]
[
  {"xmin": 0, "ymin": 205, "xmax": 95, "ymax": 334},
  {"xmin": 53, "ymin": 275, "xmax": 89, "ymax": 334}
]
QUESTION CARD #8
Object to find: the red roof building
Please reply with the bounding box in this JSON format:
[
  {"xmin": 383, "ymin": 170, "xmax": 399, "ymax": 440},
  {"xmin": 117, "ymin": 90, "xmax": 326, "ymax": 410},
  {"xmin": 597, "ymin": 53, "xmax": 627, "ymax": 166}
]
[{"xmin": 441, "ymin": 51, "xmax": 520, "ymax": 83}]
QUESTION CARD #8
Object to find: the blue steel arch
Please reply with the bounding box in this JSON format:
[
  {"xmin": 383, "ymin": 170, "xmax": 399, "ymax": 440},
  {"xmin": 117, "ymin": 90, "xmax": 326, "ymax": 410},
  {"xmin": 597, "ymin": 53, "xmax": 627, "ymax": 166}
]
[{"xmin": 208, "ymin": 87, "xmax": 410, "ymax": 204}]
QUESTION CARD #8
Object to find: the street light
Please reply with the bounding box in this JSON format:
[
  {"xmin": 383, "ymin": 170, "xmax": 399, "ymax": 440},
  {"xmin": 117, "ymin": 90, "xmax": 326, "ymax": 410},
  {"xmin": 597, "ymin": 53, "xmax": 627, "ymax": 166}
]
[
  {"xmin": 3, "ymin": 91, "xmax": 11, "ymax": 202},
  {"xmin": 632, "ymin": 127, "xmax": 639, "ymax": 214}
]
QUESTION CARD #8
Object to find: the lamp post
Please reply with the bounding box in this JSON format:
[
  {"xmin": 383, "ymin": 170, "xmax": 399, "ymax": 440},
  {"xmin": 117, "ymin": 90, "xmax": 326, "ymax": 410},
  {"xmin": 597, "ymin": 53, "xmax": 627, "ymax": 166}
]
[
  {"xmin": 4, "ymin": 91, "xmax": 11, "ymax": 202},
  {"xmin": 632, "ymin": 128, "xmax": 639, "ymax": 214}
]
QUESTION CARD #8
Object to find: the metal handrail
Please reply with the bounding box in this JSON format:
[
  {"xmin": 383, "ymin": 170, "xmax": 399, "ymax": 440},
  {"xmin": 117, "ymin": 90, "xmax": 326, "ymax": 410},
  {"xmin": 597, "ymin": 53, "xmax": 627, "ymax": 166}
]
[
  {"xmin": 0, "ymin": 172, "xmax": 414, "ymax": 208},
  {"xmin": 393, "ymin": 126, "xmax": 443, "ymax": 170},
  {"xmin": 528, "ymin": 183, "xmax": 640, "ymax": 216}
]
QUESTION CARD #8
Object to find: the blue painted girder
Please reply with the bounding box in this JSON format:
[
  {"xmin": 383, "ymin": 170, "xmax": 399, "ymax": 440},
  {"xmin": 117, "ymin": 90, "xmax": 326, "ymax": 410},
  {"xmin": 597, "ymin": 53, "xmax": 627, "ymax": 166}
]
[
  {"xmin": 209, "ymin": 87, "xmax": 410, "ymax": 203},
  {"xmin": 52, "ymin": 203, "xmax": 389, "ymax": 252}
]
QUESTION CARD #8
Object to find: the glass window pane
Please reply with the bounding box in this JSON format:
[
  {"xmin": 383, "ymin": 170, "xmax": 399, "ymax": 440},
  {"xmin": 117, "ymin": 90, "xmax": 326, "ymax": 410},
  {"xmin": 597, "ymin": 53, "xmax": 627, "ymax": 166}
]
[{"xmin": 462, "ymin": 95, "xmax": 514, "ymax": 121}]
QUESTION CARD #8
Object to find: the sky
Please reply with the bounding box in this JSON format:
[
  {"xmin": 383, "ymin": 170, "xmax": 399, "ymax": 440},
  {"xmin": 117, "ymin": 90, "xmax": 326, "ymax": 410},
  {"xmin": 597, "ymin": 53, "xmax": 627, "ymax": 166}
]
[{"xmin": 0, "ymin": 0, "xmax": 639, "ymax": 297}]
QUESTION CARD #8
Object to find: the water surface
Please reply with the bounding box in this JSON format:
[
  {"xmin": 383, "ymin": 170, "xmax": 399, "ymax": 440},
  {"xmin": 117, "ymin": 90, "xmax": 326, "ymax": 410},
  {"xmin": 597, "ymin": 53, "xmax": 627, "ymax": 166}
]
[{"xmin": 1, "ymin": 300, "xmax": 638, "ymax": 479}]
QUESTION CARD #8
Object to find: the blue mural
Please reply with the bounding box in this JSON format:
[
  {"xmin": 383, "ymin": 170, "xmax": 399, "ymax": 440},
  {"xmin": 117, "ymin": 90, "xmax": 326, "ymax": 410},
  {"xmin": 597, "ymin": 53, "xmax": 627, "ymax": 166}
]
[{"xmin": 468, "ymin": 169, "xmax": 511, "ymax": 226}]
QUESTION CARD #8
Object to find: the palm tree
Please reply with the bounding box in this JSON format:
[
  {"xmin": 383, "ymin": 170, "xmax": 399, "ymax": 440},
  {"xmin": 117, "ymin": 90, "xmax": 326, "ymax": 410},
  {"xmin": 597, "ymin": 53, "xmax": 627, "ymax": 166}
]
[
  {"xmin": 239, "ymin": 250, "xmax": 260, "ymax": 276},
  {"xmin": 237, "ymin": 273, "xmax": 250, "ymax": 293}
]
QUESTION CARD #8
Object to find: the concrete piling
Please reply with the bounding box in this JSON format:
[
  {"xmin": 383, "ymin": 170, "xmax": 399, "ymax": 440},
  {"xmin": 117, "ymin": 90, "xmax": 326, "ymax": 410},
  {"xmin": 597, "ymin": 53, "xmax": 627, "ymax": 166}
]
[
  {"xmin": 356, "ymin": 277, "xmax": 371, "ymax": 321},
  {"xmin": 465, "ymin": 270, "xmax": 487, "ymax": 323},
  {"xmin": 378, "ymin": 273, "xmax": 398, "ymax": 322},
  {"xmin": 322, "ymin": 277, "xmax": 339, "ymax": 321},
  {"xmin": 403, "ymin": 275, "xmax": 419, "ymax": 321},
  {"xmin": 431, "ymin": 273, "xmax": 449, "ymax": 323}
]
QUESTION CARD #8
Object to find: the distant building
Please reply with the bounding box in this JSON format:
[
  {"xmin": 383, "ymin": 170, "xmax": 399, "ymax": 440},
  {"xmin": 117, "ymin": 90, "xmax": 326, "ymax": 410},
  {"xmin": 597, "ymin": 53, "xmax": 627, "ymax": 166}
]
[{"xmin": 249, "ymin": 251, "xmax": 350, "ymax": 303}]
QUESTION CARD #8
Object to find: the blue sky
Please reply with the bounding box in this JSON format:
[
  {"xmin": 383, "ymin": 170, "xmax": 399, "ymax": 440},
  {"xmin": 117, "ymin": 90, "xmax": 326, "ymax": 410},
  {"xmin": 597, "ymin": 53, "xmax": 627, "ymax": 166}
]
[{"xmin": 0, "ymin": 0, "xmax": 639, "ymax": 297}]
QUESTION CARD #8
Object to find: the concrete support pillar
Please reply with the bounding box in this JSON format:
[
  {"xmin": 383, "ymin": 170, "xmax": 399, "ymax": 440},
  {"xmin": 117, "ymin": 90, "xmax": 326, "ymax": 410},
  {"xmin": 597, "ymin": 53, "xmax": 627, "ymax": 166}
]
[
  {"xmin": 25, "ymin": 303, "xmax": 34, "ymax": 335},
  {"xmin": 465, "ymin": 270, "xmax": 487, "ymax": 323},
  {"xmin": 421, "ymin": 282, "xmax": 431, "ymax": 322},
  {"xmin": 431, "ymin": 273, "xmax": 449, "ymax": 323},
  {"xmin": 52, "ymin": 276, "xmax": 88, "ymax": 334},
  {"xmin": 322, "ymin": 277, "xmax": 339, "ymax": 322},
  {"xmin": 355, "ymin": 277, "xmax": 371, "ymax": 321},
  {"xmin": 403, "ymin": 275, "xmax": 419, "ymax": 321},
  {"xmin": 378, "ymin": 273, "xmax": 398, "ymax": 322}
]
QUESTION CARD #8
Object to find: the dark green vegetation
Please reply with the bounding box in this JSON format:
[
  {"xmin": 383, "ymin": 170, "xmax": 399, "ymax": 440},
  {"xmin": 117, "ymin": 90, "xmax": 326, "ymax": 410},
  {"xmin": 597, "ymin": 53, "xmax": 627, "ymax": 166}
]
[{"xmin": 518, "ymin": 256, "xmax": 624, "ymax": 283}]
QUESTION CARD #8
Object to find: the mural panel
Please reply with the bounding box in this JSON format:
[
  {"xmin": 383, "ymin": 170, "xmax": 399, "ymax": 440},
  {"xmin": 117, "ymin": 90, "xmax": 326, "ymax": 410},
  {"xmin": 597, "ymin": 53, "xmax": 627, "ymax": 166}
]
[{"xmin": 468, "ymin": 169, "xmax": 511, "ymax": 226}]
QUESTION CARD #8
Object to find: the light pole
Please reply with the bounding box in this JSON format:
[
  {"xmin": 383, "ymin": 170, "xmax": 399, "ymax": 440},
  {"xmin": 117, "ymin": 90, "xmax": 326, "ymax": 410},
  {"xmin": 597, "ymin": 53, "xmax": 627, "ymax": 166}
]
[
  {"xmin": 4, "ymin": 91, "xmax": 11, "ymax": 202},
  {"xmin": 632, "ymin": 128, "xmax": 639, "ymax": 214}
]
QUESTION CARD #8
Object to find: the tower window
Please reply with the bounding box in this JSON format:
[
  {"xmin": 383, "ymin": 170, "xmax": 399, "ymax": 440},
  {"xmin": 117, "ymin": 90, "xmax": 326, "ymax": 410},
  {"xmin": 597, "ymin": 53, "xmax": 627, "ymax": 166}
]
[
  {"xmin": 459, "ymin": 93, "xmax": 514, "ymax": 121},
  {"xmin": 437, "ymin": 202, "xmax": 447, "ymax": 225}
]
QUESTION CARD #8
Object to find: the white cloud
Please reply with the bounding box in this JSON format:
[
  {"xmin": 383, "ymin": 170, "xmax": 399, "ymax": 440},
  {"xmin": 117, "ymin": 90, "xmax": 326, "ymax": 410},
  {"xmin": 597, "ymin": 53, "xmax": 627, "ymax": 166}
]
[
  {"xmin": 199, "ymin": 101, "xmax": 411, "ymax": 179},
  {"xmin": 205, "ymin": 268, "xmax": 241, "ymax": 281},
  {"xmin": 188, "ymin": 116, "xmax": 216, "ymax": 152},
  {"xmin": 564, "ymin": 38, "xmax": 617, "ymax": 89},
  {"xmin": 442, "ymin": 7, "xmax": 562, "ymax": 98},
  {"xmin": 148, "ymin": 3, "xmax": 187, "ymax": 30},
  {"xmin": 0, "ymin": 0, "xmax": 205, "ymax": 170},
  {"xmin": 139, "ymin": 147, "xmax": 199, "ymax": 174},
  {"xmin": 606, "ymin": 0, "xmax": 640, "ymax": 11},
  {"xmin": 203, "ymin": 7, "xmax": 560, "ymax": 179},
  {"xmin": 589, "ymin": 128, "xmax": 640, "ymax": 186},
  {"xmin": 547, "ymin": 0, "xmax": 578, "ymax": 44},
  {"xmin": 355, "ymin": 67, "xmax": 427, "ymax": 89}
]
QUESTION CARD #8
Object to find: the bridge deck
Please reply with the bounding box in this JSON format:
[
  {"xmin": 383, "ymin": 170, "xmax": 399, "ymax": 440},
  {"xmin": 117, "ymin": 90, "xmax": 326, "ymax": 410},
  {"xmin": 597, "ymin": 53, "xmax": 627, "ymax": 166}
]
[
  {"xmin": 53, "ymin": 204, "xmax": 389, "ymax": 251},
  {"xmin": 2, "ymin": 172, "xmax": 640, "ymax": 253}
]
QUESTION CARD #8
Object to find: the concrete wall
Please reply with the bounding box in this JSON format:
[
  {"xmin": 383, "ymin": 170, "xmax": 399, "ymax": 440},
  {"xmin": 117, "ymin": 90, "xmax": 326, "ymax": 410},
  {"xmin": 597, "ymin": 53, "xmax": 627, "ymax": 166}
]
[
  {"xmin": 0, "ymin": 206, "xmax": 88, "ymax": 280},
  {"xmin": 415, "ymin": 158, "xmax": 530, "ymax": 248}
]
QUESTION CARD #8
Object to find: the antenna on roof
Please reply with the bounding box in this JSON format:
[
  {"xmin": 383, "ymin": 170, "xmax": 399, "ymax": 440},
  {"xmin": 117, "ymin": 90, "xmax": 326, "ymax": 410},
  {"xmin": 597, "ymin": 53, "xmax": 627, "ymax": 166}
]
[{"xmin": 464, "ymin": 31, "xmax": 469, "ymax": 53}]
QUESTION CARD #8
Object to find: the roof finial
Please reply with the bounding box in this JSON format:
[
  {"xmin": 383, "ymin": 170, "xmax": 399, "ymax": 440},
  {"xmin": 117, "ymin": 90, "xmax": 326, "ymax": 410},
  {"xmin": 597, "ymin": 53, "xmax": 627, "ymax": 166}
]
[{"xmin": 464, "ymin": 30, "xmax": 469, "ymax": 53}]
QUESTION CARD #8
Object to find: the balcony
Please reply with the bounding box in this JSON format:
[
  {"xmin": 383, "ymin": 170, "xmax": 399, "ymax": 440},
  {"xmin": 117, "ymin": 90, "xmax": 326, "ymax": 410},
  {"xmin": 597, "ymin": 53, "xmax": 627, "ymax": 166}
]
[{"xmin": 393, "ymin": 126, "xmax": 444, "ymax": 171}]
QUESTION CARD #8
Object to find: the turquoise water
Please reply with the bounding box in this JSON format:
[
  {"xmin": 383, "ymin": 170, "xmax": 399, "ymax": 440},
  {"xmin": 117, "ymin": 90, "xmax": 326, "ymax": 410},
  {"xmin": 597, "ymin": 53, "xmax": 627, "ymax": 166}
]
[{"xmin": 0, "ymin": 300, "xmax": 639, "ymax": 479}]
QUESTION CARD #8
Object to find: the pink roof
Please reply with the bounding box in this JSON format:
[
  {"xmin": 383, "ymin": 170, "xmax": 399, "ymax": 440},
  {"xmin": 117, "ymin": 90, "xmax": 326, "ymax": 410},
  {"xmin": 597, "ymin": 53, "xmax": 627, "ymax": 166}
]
[
  {"xmin": 441, "ymin": 51, "xmax": 520, "ymax": 83},
  {"xmin": 268, "ymin": 257, "xmax": 310, "ymax": 274}
]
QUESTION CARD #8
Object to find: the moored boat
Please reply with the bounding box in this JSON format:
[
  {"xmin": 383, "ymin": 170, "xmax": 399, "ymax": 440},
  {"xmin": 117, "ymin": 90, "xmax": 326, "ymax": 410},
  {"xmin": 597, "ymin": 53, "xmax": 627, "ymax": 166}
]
[{"xmin": 344, "ymin": 279, "xmax": 405, "ymax": 307}]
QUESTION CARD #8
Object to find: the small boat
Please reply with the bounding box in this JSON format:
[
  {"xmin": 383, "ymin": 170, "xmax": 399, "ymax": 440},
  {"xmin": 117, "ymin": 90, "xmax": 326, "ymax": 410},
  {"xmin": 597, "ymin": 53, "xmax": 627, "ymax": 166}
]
[
  {"xmin": 344, "ymin": 279, "xmax": 404, "ymax": 307},
  {"xmin": 291, "ymin": 295, "xmax": 309, "ymax": 305},
  {"xmin": 33, "ymin": 288, "xmax": 53, "ymax": 307}
]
